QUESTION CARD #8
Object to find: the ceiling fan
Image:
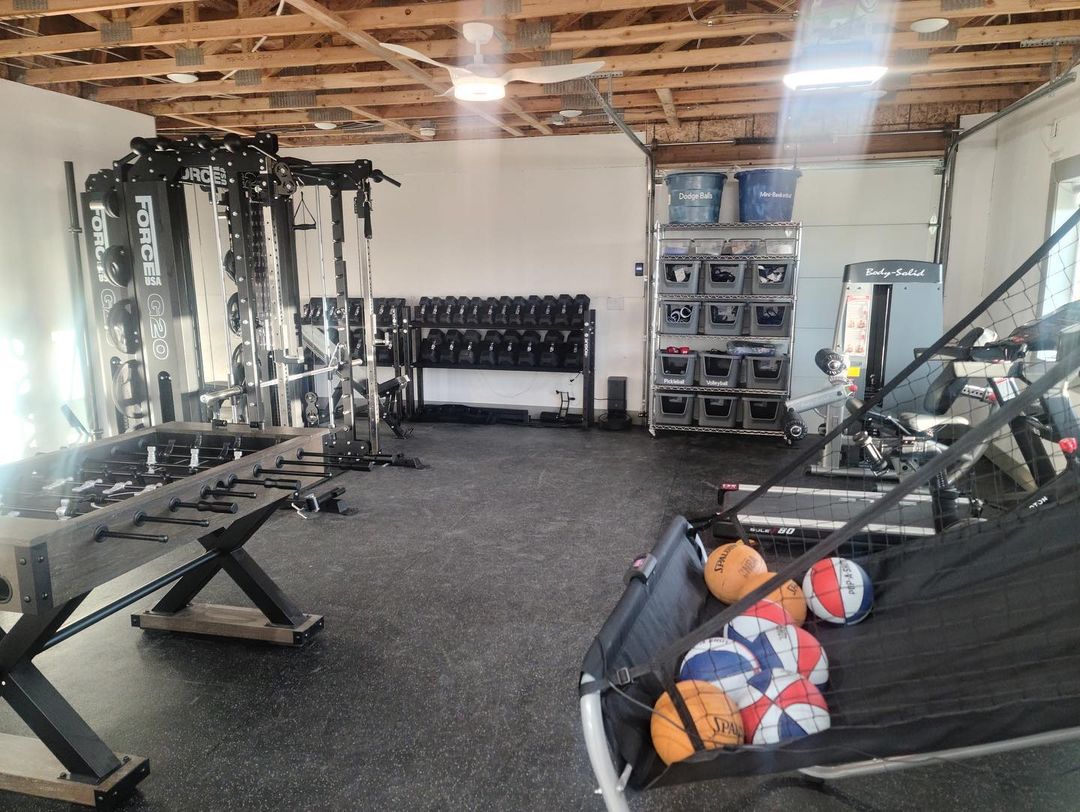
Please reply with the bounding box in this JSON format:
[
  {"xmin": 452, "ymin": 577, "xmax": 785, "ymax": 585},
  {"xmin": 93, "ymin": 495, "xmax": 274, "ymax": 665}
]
[{"xmin": 379, "ymin": 22, "xmax": 605, "ymax": 102}]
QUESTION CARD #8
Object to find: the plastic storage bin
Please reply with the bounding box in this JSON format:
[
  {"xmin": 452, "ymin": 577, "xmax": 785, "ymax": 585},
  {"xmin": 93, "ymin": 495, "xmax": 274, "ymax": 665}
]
[
  {"xmin": 703, "ymin": 302, "xmax": 745, "ymax": 336},
  {"xmin": 745, "ymin": 356, "xmax": 788, "ymax": 391},
  {"xmin": 653, "ymin": 394, "xmax": 695, "ymax": 426},
  {"xmin": 661, "ymin": 239, "xmax": 694, "ymax": 256},
  {"xmin": 666, "ymin": 172, "xmax": 726, "ymax": 224},
  {"xmin": 661, "ymin": 301, "xmax": 701, "ymax": 335},
  {"xmin": 694, "ymin": 239, "xmax": 725, "ymax": 256},
  {"xmin": 655, "ymin": 351, "xmax": 697, "ymax": 386},
  {"xmin": 735, "ymin": 168, "xmax": 800, "ymax": 222},
  {"xmin": 750, "ymin": 304, "xmax": 793, "ymax": 337},
  {"xmin": 703, "ymin": 260, "xmax": 746, "ymax": 295},
  {"xmin": 752, "ymin": 259, "xmax": 795, "ymax": 295},
  {"xmin": 742, "ymin": 397, "xmax": 785, "ymax": 430},
  {"xmin": 697, "ymin": 395, "xmax": 739, "ymax": 428},
  {"xmin": 660, "ymin": 259, "xmax": 701, "ymax": 294},
  {"xmin": 698, "ymin": 352, "xmax": 741, "ymax": 388}
]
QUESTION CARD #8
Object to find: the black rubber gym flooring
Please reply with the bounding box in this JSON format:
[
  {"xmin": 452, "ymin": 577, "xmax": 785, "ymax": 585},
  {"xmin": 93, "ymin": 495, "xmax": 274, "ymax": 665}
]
[{"xmin": 4, "ymin": 424, "xmax": 1080, "ymax": 810}]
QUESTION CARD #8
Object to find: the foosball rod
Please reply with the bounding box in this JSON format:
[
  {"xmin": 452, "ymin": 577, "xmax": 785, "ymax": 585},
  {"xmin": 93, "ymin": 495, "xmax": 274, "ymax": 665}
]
[
  {"xmin": 41, "ymin": 550, "xmax": 222, "ymax": 652},
  {"xmin": 272, "ymin": 456, "xmax": 374, "ymax": 472}
]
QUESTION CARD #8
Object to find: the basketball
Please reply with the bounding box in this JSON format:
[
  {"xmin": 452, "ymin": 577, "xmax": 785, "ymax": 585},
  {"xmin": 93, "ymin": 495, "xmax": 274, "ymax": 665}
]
[
  {"xmin": 736, "ymin": 572, "xmax": 807, "ymax": 626},
  {"xmin": 679, "ymin": 637, "xmax": 761, "ymax": 694},
  {"xmin": 750, "ymin": 625, "xmax": 829, "ymax": 686},
  {"xmin": 650, "ymin": 680, "xmax": 744, "ymax": 765},
  {"xmin": 803, "ymin": 557, "xmax": 874, "ymax": 625},
  {"xmin": 704, "ymin": 542, "xmax": 767, "ymax": 603},
  {"xmin": 722, "ymin": 599, "xmax": 796, "ymax": 648},
  {"xmin": 738, "ymin": 670, "xmax": 831, "ymax": 744}
]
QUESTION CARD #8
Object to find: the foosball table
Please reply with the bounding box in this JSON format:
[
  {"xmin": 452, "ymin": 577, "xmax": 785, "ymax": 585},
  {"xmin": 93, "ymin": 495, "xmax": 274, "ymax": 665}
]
[{"xmin": 0, "ymin": 422, "xmax": 368, "ymax": 808}]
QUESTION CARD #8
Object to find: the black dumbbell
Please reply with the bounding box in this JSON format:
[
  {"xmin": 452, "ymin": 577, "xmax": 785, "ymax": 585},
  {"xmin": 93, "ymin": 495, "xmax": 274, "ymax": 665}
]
[
  {"xmin": 443, "ymin": 329, "xmax": 463, "ymax": 364},
  {"xmin": 494, "ymin": 296, "xmax": 513, "ymax": 326},
  {"xmin": 438, "ymin": 296, "xmax": 457, "ymax": 325},
  {"xmin": 540, "ymin": 330, "xmax": 565, "ymax": 368},
  {"xmin": 518, "ymin": 330, "xmax": 541, "ymax": 367},
  {"xmin": 554, "ymin": 294, "xmax": 573, "ymax": 327},
  {"xmin": 564, "ymin": 330, "xmax": 584, "ymax": 371},
  {"xmin": 524, "ymin": 295, "xmax": 542, "ymax": 327},
  {"xmin": 459, "ymin": 330, "xmax": 481, "ymax": 365},
  {"xmin": 498, "ymin": 330, "xmax": 521, "ymax": 367},
  {"xmin": 375, "ymin": 329, "xmax": 393, "ymax": 365},
  {"xmin": 450, "ymin": 297, "xmax": 468, "ymax": 325},
  {"xmin": 480, "ymin": 297, "xmax": 498, "ymax": 327},
  {"xmin": 465, "ymin": 297, "xmax": 483, "ymax": 326},
  {"xmin": 480, "ymin": 331, "xmax": 501, "ymax": 365},
  {"xmin": 571, "ymin": 294, "xmax": 590, "ymax": 328},
  {"xmin": 538, "ymin": 295, "xmax": 558, "ymax": 327},
  {"xmin": 509, "ymin": 296, "xmax": 527, "ymax": 327},
  {"xmin": 421, "ymin": 329, "xmax": 445, "ymax": 364},
  {"xmin": 416, "ymin": 296, "xmax": 434, "ymax": 324}
]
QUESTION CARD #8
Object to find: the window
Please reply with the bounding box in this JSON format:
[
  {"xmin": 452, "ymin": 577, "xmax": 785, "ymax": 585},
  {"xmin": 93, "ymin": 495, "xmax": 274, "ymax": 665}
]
[{"xmin": 1044, "ymin": 154, "xmax": 1080, "ymax": 314}]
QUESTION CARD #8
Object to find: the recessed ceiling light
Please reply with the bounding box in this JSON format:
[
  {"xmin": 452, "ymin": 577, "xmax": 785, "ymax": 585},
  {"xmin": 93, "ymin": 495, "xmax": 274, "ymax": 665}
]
[
  {"xmin": 166, "ymin": 72, "xmax": 200, "ymax": 84},
  {"xmin": 910, "ymin": 18, "xmax": 950, "ymax": 33},
  {"xmin": 314, "ymin": 121, "xmax": 338, "ymax": 130},
  {"xmin": 419, "ymin": 125, "xmax": 437, "ymax": 138},
  {"xmin": 560, "ymin": 109, "xmax": 583, "ymax": 119}
]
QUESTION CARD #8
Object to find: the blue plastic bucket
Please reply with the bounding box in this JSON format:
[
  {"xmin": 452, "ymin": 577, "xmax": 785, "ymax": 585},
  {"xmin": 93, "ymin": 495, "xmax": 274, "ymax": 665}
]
[
  {"xmin": 734, "ymin": 168, "xmax": 801, "ymax": 222},
  {"xmin": 665, "ymin": 172, "xmax": 726, "ymax": 224}
]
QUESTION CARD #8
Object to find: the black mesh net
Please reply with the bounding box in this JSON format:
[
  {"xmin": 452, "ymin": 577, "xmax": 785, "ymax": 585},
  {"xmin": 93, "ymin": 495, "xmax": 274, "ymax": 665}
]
[{"xmin": 584, "ymin": 208, "xmax": 1080, "ymax": 789}]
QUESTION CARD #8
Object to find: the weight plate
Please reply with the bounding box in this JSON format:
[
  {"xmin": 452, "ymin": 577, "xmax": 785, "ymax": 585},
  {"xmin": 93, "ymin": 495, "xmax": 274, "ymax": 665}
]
[
  {"xmin": 228, "ymin": 292, "xmax": 242, "ymax": 336},
  {"xmin": 223, "ymin": 249, "xmax": 236, "ymax": 282},
  {"xmin": 104, "ymin": 299, "xmax": 140, "ymax": 354},
  {"xmin": 99, "ymin": 244, "xmax": 132, "ymax": 288}
]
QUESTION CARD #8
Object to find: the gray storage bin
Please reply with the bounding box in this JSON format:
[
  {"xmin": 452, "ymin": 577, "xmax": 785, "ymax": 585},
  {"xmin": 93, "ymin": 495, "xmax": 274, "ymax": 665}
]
[
  {"xmin": 661, "ymin": 301, "xmax": 701, "ymax": 335},
  {"xmin": 703, "ymin": 302, "xmax": 745, "ymax": 336},
  {"xmin": 742, "ymin": 397, "xmax": 785, "ymax": 430},
  {"xmin": 750, "ymin": 303, "xmax": 792, "ymax": 337},
  {"xmin": 660, "ymin": 260, "xmax": 701, "ymax": 294},
  {"xmin": 655, "ymin": 351, "xmax": 697, "ymax": 386},
  {"xmin": 746, "ymin": 356, "xmax": 789, "ymax": 391},
  {"xmin": 698, "ymin": 352, "xmax": 740, "ymax": 388},
  {"xmin": 654, "ymin": 394, "xmax": 695, "ymax": 426},
  {"xmin": 751, "ymin": 259, "xmax": 795, "ymax": 295},
  {"xmin": 698, "ymin": 395, "xmax": 739, "ymax": 428},
  {"xmin": 703, "ymin": 260, "xmax": 747, "ymax": 295}
]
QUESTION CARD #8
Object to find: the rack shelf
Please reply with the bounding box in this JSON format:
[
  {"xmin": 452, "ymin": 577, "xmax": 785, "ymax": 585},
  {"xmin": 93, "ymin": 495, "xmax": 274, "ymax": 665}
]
[
  {"xmin": 410, "ymin": 323, "xmax": 585, "ymax": 331},
  {"xmin": 648, "ymin": 221, "xmax": 802, "ymax": 438},
  {"xmin": 414, "ymin": 362, "xmax": 583, "ymax": 374}
]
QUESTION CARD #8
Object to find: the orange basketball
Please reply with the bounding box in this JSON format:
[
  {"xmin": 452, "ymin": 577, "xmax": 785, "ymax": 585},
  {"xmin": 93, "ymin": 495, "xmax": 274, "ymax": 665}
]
[
  {"xmin": 650, "ymin": 680, "xmax": 744, "ymax": 765},
  {"xmin": 704, "ymin": 542, "xmax": 767, "ymax": 603},
  {"xmin": 737, "ymin": 572, "xmax": 807, "ymax": 626}
]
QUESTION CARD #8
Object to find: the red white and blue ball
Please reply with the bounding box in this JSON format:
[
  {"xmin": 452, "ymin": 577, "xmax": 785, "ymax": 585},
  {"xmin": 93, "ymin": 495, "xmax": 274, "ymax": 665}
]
[
  {"xmin": 739, "ymin": 670, "xmax": 831, "ymax": 744},
  {"xmin": 722, "ymin": 599, "xmax": 796, "ymax": 649},
  {"xmin": 802, "ymin": 557, "xmax": 874, "ymax": 625},
  {"xmin": 679, "ymin": 637, "xmax": 761, "ymax": 694},
  {"xmin": 750, "ymin": 625, "xmax": 829, "ymax": 687}
]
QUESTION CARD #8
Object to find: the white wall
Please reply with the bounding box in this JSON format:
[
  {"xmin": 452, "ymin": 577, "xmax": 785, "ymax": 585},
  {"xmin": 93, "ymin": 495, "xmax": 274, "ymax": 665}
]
[
  {"xmin": 655, "ymin": 162, "xmax": 942, "ymax": 398},
  {"xmin": 285, "ymin": 134, "xmax": 649, "ymax": 415},
  {"xmin": 0, "ymin": 80, "xmax": 154, "ymax": 461},
  {"xmin": 944, "ymin": 71, "xmax": 1080, "ymax": 325}
]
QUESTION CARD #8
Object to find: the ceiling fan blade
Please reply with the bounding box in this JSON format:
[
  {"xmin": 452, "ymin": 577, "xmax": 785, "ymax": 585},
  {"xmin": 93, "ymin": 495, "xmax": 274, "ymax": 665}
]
[
  {"xmin": 500, "ymin": 61, "xmax": 605, "ymax": 85},
  {"xmin": 379, "ymin": 42, "xmax": 457, "ymax": 71}
]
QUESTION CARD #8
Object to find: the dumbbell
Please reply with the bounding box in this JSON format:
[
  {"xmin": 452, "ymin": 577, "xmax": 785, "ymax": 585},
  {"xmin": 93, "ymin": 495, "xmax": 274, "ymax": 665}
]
[
  {"xmin": 518, "ymin": 330, "xmax": 541, "ymax": 367},
  {"xmin": 480, "ymin": 330, "xmax": 501, "ymax": 365},
  {"xmin": 539, "ymin": 330, "xmax": 565, "ymax": 368},
  {"xmin": 374, "ymin": 298, "xmax": 391, "ymax": 327},
  {"xmin": 538, "ymin": 295, "xmax": 558, "ymax": 327},
  {"xmin": 509, "ymin": 296, "xmax": 527, "ymax": 327},
  {"xmin": 347, "ymin": 298, "xmax": 364, "ymax": 325},
  {"xmin": 465, "ymin": 297, "xmax": 483, "ymax": 326},
  {"xmin": 554, "ymin": 294, "xmax": 573, "ymax": 327},
  {"xmin": 480, "ymin": 297, "xmax": 499, "ymax": 327},
  {"xmin": 438, "ymin": 296, "xmax": 457, "ymax": 325},
  {"xmin": 494, "ymin": 296, "xmax": 513, "ymax": 327},
  {"xmin": 450, "ymin": 297, "xmax": 468, "ymax": 325},
  {"xmin": 416, "ymin": 296, "xmax": 434, "ymax": 324},
  {"xmin": 375, "ymin": 330, "xmax": 393, "ymax": 365},
  {"xmin": 421, "ymin": 329, "xmax": 445, "ymax": 364},
  {"xmin": 571, "ymin": 294, "xmax": 590, "ymax": 329},
  {"xmin": 498, "ymin": 330, "xmax": 521, "ymax": 367},
  {"xmin": 564, "ymin": 329, "xmax": 584, "ymax": 371},
  {"xmin": 459, "ymin": 330, "xmax": 481, "ymax": 365},
  {"xmin": 443, "ymin": 329, "xmax": 463, "ymax": 364},
  {"xmin": 524, "ymin": 295, "xmax": 542, "ymax": 327}
]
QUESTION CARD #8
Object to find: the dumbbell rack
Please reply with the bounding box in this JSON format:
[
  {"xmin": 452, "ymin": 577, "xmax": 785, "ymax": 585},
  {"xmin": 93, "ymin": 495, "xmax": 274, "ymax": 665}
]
[
  {"xmin": 648, "ymin": 222, "xmax": 801, "ymax": 437},
  {"xmin": 409, "ymin": 307, "xmax": 597, "ymax": 428}
]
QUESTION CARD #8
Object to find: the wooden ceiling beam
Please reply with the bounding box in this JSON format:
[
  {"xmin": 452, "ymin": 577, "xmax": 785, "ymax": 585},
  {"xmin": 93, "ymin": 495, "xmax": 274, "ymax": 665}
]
[
  {"xmin": 656, "ymin": 87, "xmax": 678, "ymax": 128},
  {"xmin": 341, "ymin": 104, "xmax": 423, "ymax": 139},
  {"xmin": 5, "ymin": 0, "xmax": 1078, "ymax": 60}
]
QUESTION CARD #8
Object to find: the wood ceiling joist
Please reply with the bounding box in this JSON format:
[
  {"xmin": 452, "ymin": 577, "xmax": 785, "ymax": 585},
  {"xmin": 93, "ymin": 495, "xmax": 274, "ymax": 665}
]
[{"xmin": 3, "ymin": 0, "xmax": 1077, "ymax": 60}]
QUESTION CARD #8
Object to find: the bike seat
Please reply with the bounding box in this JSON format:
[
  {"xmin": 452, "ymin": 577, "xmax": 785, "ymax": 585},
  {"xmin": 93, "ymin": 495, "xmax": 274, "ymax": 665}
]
[{"xmin": 899, "ymin": 412, "xmax": 970, "ymax": 434}]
